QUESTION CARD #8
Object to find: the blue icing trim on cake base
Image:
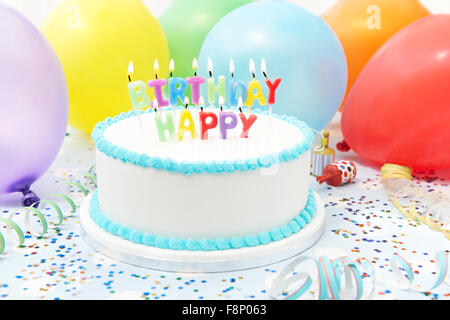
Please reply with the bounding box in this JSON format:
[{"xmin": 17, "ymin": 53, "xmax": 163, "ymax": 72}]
[
  {"xmin": 91, "ymin": 108, "xmax": 315, "ymax": 176},
  {"xmin": 89, "ymin": 189, "xmax": 317, "ymax": 252}
]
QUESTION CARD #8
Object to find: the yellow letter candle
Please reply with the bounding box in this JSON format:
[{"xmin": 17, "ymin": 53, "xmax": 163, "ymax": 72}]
[
  {"xmin": 244, "ymin": 59, "xmax": 267, "ymax": 111},
  {"xmin": 177, "ymin": 97, "xmax": 198, "ymax": 140}
]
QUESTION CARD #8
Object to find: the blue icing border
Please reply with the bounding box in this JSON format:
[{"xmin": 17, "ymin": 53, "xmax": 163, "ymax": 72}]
[
  {"xmin": 91, "ymin": 107, "xmax": 315, "ymax": 176},
  {"xmin": 89, "ymin": 189, "xmax": 317, "ymax": 251}
]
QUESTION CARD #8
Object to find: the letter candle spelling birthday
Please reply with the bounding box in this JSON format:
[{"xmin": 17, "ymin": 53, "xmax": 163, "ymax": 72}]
[
  {"xmin": 229, "ymin": 58, "xmax": 248, "ymax": 107},
  {"xmin": 245, "ymin": 59, "xmax": 267, "ymax": 112},
  {"xmin": 261, "ymin": 58, "xmax": 282, "ymax": 133},
  {"xmin": 148, "ymin": 59, "xmax": 169, "ymax": 109},
  {"xmin": 127, "ymin": 61, "xmax": 149, "ymax": 134},
  {"xmin": 186, "ymin": 58, "xmax": 204, "ymax": 106},
  {"xmin": 207, "ymin": 58, "xmax": 226, "ymax": 109},
  {"xmin": 186, "ymin": 58, "xmax": 204, "ymax": 129}
]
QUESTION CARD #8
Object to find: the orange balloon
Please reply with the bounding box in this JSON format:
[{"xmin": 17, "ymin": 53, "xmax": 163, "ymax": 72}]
[{"xmin": 323, "ymin": 0, "xmax": 430, "ymax": 111}]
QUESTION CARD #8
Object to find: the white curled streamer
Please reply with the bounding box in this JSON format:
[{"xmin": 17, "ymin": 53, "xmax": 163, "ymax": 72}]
[{"xmin": 269, "ymin": 252, "xmax": 448, "ymax": 300}]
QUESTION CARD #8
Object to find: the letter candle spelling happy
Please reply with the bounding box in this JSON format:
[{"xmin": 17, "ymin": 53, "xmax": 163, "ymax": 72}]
[
  {"xmin": 219, "ymin": 96, "xmax": 238, "ymax": 140},
  {"xmin": 199, "ymin": 96, "xmax": 218, "ymax": 140},
  {"xmin": 153, "ymin": 98, "xmax": 176, "ymax": 142},
  {"xmin": 177, "ymin": 96, "xmax": 198, "ymax": 141},
  {"xmin": 238, "ymin": 97, "xmax": 258, "ymax": 139},
  {"xmin": 148, "ymin": 59, "xmax": 169, "ymax": 109}
]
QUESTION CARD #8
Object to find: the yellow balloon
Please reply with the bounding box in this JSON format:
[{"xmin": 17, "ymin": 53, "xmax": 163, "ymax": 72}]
[{"xmin": 42, "ymin": 0, "xmax": 169, "ymax": 134}]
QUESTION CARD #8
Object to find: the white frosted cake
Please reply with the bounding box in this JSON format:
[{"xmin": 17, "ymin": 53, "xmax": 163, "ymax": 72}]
[{"xmin": 83, "ymin": 107, "xmax": 324, "ymax": 270}]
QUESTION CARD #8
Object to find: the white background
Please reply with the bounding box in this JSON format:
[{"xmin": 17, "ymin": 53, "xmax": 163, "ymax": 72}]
[{"xmin": 1, "ymin": 0, "xmax": 449, "ymax": 27}]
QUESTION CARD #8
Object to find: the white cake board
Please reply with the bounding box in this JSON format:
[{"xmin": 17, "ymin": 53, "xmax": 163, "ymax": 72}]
[{"xmin": 80, "ymin": 192, "xmax": 326, "ymax": 273}]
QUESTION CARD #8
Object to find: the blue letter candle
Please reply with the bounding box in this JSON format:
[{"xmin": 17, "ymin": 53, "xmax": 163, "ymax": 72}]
[
  {"xmin": 169, "ymin": 77, "xmax": 187, "ymax": 106},
  {"xmin": 229, "ymin": 79, "xmax": 248, "ymax": 107}
]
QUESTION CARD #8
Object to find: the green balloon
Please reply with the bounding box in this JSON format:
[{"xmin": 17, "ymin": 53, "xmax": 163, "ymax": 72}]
[{"xmin": 160, "ymin": 0, "xmax": 252, "ymax": 79}]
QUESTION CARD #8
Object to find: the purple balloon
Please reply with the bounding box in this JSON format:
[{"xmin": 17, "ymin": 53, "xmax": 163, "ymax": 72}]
[{"xmin": 0, "ymin": 5, "xmax": 68, "ymax": 204}]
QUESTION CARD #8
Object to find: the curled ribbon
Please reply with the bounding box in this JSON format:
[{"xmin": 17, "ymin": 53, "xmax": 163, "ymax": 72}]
[
  {"xmin": 381, "ymin": 164, "xmax": 450, "ymax": 240},
  {"xmin": 0, "ymin": 168, "xmax": 96, "ymax": 255},
  {"xmin": 269, "ymin": 252, "xmax": 448, "ymax": 300}
]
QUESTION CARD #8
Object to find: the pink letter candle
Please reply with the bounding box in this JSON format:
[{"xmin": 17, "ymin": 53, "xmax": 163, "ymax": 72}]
[
  {"xmin": 186, "ymin": 58, "xmax": 205, "ymax": 105},
  {"xmin": 148, "ymin": 79, "xmax": 169, "ymax": 107},
  {"xmin": 186, "ymin": 77, "xmax": 205, "ymax": 106}
]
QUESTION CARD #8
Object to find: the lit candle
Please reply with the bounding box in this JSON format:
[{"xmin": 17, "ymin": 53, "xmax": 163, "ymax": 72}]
[
  {"xmin": 148, "ymin": 59, "xmax": 169, "ymax": 108},
  {"xmin": 229, "ymin": 58, "xmax": 248, "ymax": 107},
  {"xmin": 127, "ymin": 61, "xmax": 151, "ymax": 109},
  {"xmin": 238, "ymin": 97, "xmax": 258, "ymax": 139},
  {"xmin": 244, "ymin": 59, "xmax": 267, "ymax": 112},
  {"xmin": 127, "ymin": 61, "xmax": 149, "ymax": 134},
  {"xmin": 169, "ymin": 59, "xmax": 175, "ymax": 78},
  {"xmin": 261, "ymin": 58, "xmax": 282, "ymax": 106},
  {"xmin": 177, "ymin": 96, "xmax": 198, "ymax": 140},
  {"xmin": 169, "ymin": 76, "xmax": 187, "ymax": 107},
  {"xmin": 261, "ymin": 58, "xmax": 282, "ymax": 134},
  {"xmin": 153, "ymin": 98, "xmax": 176, "ymax": 142},
  {"xmin": 199, "ymin": 96, "xmax": 218, "ymax": 140},
  {"xmin": 186, "ymin": 58, "xmax": 205, "ymax": 106},
  {"xmin": 207, "ymin": 58, "xmax": 226, "ymax": 110},
  {"xmin": 218, "ymin": 96, "xmax": 237, "ymax": 140}
]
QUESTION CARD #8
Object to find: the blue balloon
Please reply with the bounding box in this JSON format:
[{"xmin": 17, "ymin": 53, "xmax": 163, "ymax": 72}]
[{"xmin": 198, "ymin": 1, "xmax": 347, "ymax": 131}]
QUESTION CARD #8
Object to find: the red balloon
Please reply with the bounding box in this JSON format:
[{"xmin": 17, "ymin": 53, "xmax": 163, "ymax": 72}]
[{"xmin": 341, "ymin": 15, "xmax": 450, "ymax": 171}]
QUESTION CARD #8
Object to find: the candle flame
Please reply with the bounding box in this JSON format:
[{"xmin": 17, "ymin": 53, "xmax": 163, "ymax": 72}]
[
  {"xmin": 199, "ymin": 96, "xmax": 205, "ymax": 106},
  {"xmin": 192, "ymin": 58, "xmax": 198, "ymax": 72},
  {"xmin": 154, "ymin": 59, "xmax": 159, "ymax": 74},
  {"xmin": 184, "ymin": 96, "xmax": 190, "ymax": 106},
  {"xmin": 207, "ymin": 58, "xmax": 213, "ymax": 74},
  {"xmin": 261, "ymin": 58, "xmax": 267, "ymax": 75},
  {"xmin": 219, "ymin": 96, "xmax": 224, "ymax": 106},
  {"xmin": 127, "ymin": 61, "xmax": 134, "ymax": 77},
  {"xmin": 249, "ymin": 59, "xmax": 256, "ymax": 75},
  {"xmin": 169, "ymin": 59, "xmax": 174, "ymax": 73},
  {"xmin": 153, "ymin": 98, "xmax": 159, "ymax": 109},
  {"xmin": 229, "ymin": 59, "xmax": 235, "ymax": 75},
  {"xmin": 238, "ymin": 97, "xmax": 243, "ymax": 109}
]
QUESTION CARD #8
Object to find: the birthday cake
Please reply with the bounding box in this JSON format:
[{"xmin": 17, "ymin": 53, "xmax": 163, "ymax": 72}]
[{"xmin": 81, "ymin": 58, "xmax": 325, "ymax": 271}]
